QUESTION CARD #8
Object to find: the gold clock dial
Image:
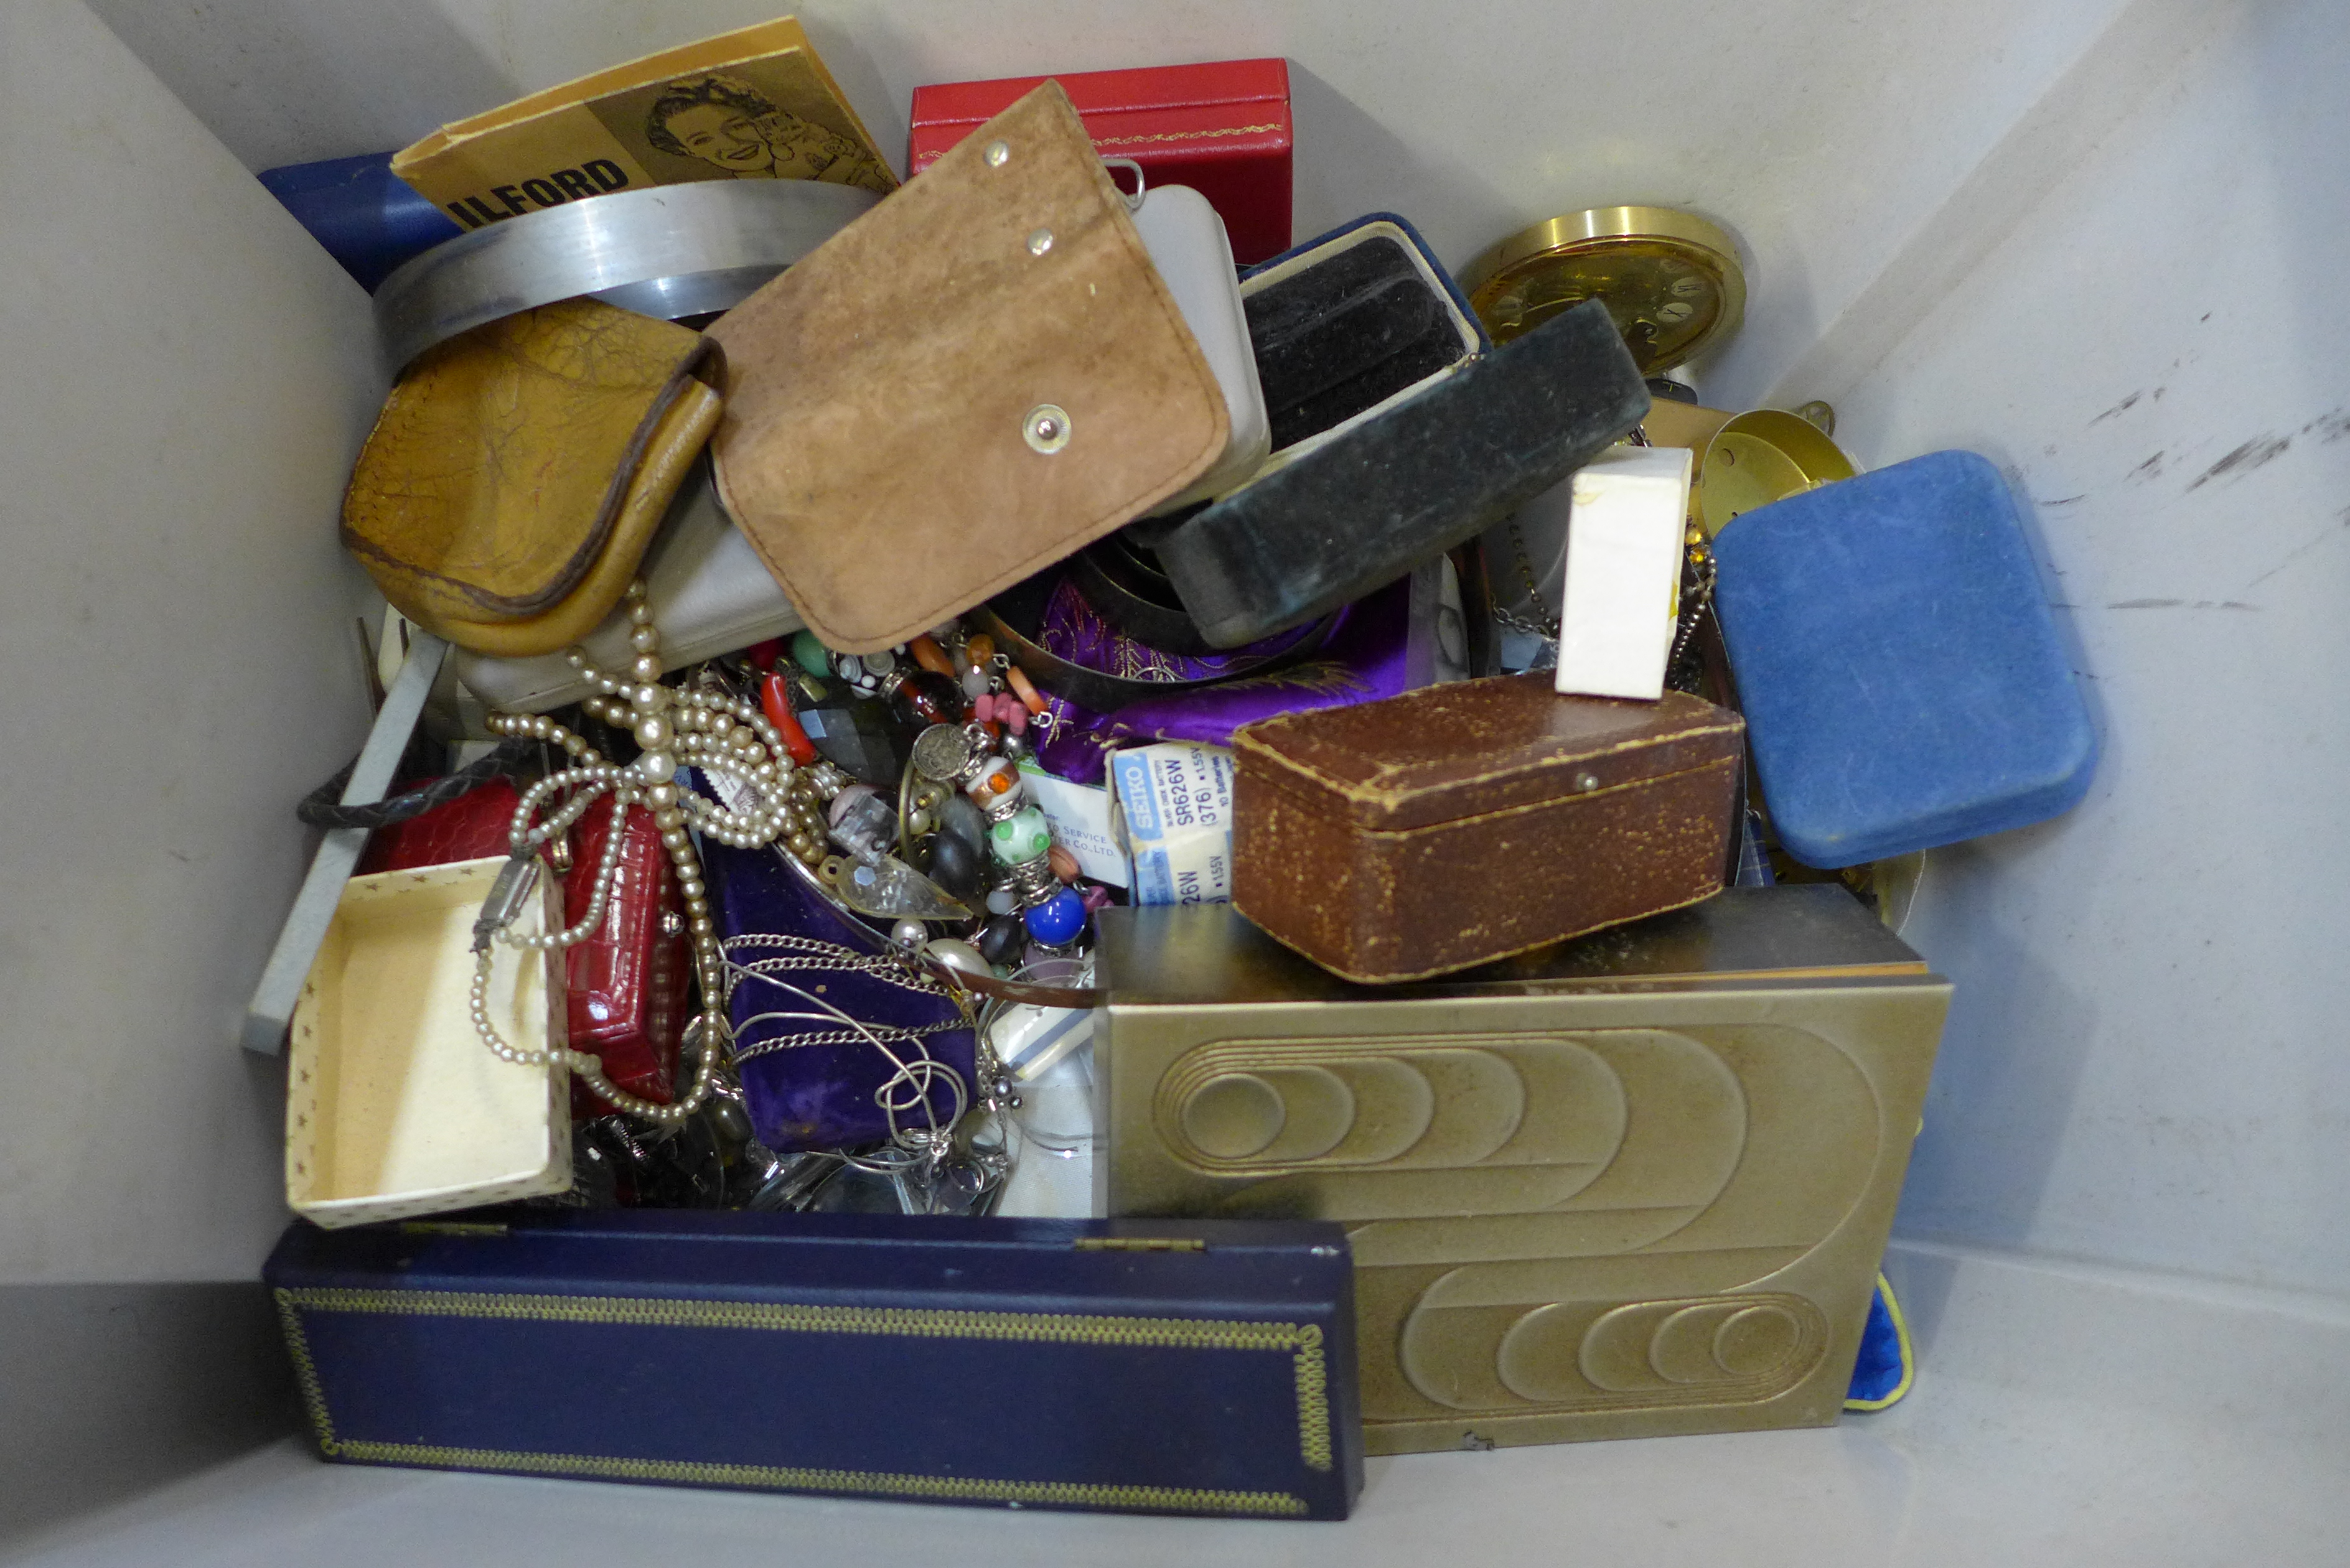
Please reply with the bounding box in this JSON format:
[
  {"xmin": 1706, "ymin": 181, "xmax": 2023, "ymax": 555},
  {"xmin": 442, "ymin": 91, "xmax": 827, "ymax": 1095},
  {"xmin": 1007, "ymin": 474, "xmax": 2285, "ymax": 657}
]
[{"xmin": 1463, "ymin": 208, "xmax": 1746, "ymax": 375}]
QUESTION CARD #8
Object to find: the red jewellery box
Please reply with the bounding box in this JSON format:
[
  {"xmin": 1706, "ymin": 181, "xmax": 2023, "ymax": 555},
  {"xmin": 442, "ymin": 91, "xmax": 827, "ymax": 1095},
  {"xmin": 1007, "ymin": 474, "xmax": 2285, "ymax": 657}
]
[{"xmin": 909, "ymin": 58, "xmax": 1293, "ymax": 264}]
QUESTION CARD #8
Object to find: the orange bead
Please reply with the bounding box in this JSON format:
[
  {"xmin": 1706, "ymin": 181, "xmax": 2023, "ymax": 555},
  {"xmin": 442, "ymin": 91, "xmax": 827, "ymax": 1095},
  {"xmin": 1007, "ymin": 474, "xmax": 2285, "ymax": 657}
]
[
  {"xmin": 1006, "ymin": 663, "xmax": 1046, "ymax": 715},
  {"xmin": 1047, "ymin": 844, "xmax": 1080, "ymax": 883},
  {"xmin": 909, "ymin": 634, "xmax": 955, "ymax": 678},
  {"xmin": 986, "ymin": 770, "xmax": 1016, "ymax": 795},
  {"xmin": 963, "ymin": 632, "xmax": 996, "ymax": 667}
]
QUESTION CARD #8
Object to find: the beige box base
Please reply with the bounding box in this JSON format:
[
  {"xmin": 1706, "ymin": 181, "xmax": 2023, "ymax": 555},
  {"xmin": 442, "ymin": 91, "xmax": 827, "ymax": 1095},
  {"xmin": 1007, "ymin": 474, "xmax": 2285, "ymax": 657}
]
[
  {"xmin": 286, "ymin": 857, "xmax": 570, "ymax": 1228},
  {"xmin": 1095, "ymin": 890, "xmax": 1949, "ymax": 1453}
]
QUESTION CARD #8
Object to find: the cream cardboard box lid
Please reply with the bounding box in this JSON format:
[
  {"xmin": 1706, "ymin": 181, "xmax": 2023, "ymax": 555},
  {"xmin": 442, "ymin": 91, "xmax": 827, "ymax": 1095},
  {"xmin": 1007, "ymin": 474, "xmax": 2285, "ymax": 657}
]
[{"xmin": 286, "ymin": 857, "xmax": 570, "ymax": 1229}]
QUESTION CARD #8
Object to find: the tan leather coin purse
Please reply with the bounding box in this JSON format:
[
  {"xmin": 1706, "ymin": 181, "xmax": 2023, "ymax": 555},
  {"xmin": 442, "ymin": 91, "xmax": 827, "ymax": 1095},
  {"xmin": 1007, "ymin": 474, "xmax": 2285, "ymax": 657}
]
[
  {"xmin": 342, "ymin": 298, "xmax": 719, "ymax": 656},
  {"xmin": 708, "ymin": 82, "xmax": 1229, "ymax": 655}
]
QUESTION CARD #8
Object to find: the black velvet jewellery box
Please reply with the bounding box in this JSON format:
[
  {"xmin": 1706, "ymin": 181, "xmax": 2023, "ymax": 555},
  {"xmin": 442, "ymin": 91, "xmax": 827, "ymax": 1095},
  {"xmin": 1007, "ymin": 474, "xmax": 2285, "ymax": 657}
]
[
  {"xmin": 1151, "ymin": 213, "xmax": 1651, "ymax": 648},
  {"xmin": 265, "ymin": 1209, "xmax": 1364, "ymax": 1519}
]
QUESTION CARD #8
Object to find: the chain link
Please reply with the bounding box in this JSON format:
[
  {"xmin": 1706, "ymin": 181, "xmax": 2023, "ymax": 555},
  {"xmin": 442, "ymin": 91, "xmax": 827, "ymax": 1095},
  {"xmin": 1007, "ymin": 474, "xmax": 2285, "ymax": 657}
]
[
  {"xmin": 1498, "ymin": 520, "xmax": 1561, "ymax": 641},
  {"xmin": 1665, "ymin": 530, "xmax": 1718, "ymax": 694},
  {"xmin": 1491, "ymin": 426, "xmax": 1657, "ymax": 645}
]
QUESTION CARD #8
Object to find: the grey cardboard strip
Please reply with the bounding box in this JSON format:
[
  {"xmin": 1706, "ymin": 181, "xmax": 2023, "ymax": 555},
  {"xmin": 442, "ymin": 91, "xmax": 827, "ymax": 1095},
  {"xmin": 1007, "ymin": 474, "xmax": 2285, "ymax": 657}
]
[{"xmin": 240, "ymin": 632, "xmax": 449, "ymax": 1057}]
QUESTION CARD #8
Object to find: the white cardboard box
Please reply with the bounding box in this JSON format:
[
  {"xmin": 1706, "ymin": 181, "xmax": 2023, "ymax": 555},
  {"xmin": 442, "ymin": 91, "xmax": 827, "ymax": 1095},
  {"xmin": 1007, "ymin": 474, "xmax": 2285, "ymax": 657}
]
[{"xmin": 1554, "ymin": 446, "xmax": 1694, "ymax": 701}]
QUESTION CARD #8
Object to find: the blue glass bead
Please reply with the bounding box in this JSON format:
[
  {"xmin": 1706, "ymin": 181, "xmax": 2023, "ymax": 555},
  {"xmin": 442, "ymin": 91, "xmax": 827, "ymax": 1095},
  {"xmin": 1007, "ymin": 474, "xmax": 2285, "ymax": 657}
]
[{"xmin": 1023, "ymin": 887, "xmax": 1087, "ymax": 946}]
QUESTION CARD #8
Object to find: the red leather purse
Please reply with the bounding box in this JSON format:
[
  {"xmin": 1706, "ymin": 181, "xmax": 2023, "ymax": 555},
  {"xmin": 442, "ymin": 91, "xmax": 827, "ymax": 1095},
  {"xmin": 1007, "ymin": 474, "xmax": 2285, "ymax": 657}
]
[
  {"xmin": 357, "ymin": 779, "xmax": 687, "ymax": 1117},
  {"xmin": 560, "ymin": 796, "xmax": 688, "ymax": 1115},
  {"xmin": 355, "ymin": 776, "xmax": 517, "ymax": 870}
]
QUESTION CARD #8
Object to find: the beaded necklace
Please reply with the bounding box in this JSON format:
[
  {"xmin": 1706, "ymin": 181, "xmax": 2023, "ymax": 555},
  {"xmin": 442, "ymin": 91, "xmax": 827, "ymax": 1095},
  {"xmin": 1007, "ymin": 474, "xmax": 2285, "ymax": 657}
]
[{"xmin": 467, "ymin": 577, "xmax": 808, "ymax": 1124}]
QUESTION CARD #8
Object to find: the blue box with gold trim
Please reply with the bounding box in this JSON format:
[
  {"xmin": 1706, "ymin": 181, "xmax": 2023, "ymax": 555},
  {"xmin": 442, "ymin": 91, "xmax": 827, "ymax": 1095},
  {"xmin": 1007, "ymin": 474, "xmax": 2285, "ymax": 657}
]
[{"xmin": 264, "ymin": 1210, "xmax": 1362, "ymax": 1519}]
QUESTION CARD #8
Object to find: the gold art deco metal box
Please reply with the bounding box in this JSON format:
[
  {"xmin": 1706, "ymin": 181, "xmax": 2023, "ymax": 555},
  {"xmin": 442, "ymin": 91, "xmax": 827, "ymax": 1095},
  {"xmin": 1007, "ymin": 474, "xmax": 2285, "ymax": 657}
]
[{"xmin": 1094, "ymin": 886, "xmax": 1949, "ymax": 1454}]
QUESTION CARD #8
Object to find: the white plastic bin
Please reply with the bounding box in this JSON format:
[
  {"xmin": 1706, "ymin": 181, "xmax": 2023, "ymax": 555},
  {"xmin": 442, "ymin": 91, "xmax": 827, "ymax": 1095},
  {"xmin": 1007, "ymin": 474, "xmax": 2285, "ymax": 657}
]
[{"xmin": 3, "ymin": 1, "xmax": 2346, "ymax": 1562}]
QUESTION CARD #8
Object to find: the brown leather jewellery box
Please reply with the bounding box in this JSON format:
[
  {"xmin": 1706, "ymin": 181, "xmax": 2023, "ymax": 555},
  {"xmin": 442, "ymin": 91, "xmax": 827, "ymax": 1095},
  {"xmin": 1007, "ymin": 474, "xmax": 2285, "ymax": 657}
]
[{"xmin": 1231, "ymin": 674, "xmax": 1745, "ymax": 982}]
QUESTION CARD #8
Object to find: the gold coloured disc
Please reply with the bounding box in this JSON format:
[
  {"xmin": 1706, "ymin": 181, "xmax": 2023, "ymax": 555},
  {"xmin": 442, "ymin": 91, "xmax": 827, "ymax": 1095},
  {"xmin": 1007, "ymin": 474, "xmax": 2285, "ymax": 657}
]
[
  {"xmin": 1696, "ymin": 409, "xmax": 1858, "ymax": 536},
  {"xmin": 1461, "ymin": 207, "xmax": 1746, "ymax": 373}
]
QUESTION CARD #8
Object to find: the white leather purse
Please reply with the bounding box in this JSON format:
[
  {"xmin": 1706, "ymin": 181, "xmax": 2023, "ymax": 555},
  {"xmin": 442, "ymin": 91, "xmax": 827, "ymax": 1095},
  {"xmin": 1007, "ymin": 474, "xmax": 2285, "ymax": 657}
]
[
  {"xmin": 1129, "ymin": 182, "xmax": 1271, "ymax": 511},
  {"xmin": 452, "ymin": 460, "xmax": 804, "ymax": 713}
]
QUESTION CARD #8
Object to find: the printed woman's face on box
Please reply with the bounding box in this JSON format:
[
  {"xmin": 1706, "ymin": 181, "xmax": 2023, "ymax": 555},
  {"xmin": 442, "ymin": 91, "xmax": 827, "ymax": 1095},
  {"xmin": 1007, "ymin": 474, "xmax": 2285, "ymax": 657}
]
[{"xmin": 663, "ymin": 103, "xmax": 772, "ymax": 174}]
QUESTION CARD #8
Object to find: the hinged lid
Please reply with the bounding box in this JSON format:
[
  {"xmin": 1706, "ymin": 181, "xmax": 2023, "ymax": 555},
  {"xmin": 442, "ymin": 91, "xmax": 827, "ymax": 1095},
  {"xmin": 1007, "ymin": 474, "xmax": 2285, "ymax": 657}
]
[
  {"xmin": 911, "ymin": 59, "xmax": 1293, "ymax": 144},
  {"xmin": 1097, "ymin": 887, "xmax": 1931, "ymax": 1006},
  {"xmin": 1232, "ymin": 673, "xmax": 1743, "ymax": 832}
]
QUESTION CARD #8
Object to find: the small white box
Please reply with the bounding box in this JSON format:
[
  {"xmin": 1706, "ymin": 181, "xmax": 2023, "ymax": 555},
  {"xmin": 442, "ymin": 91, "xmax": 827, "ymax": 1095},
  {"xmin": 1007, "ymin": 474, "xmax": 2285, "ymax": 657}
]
[
  {"xmin": 1555, "ymin": 446, "xmax": 1694, "ymax": 701},
  {"xmin": 1108, "ymin": 743, "xmax": 1237, "ymax": 905},
  {"xmin": 1018, "ymin": 762, "xmax": 1128, "ymax": 888}
]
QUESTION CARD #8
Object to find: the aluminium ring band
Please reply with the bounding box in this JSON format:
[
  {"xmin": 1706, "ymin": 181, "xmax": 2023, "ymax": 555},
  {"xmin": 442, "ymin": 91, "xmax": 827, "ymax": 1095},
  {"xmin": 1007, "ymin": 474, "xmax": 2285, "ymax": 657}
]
[{"xmin": 372, "ymin": 180, "xmax": 882, "ymax": 372}]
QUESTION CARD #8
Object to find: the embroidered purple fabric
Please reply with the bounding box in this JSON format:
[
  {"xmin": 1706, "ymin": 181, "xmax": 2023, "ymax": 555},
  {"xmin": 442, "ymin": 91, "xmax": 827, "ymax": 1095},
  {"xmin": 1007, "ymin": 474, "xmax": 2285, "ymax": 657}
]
[
  {"xmin": 1035, "ymin": 575, "xmax": 1415, "ymax": 781},
  {"xmin": 697, "ymin": 835, "xmax": 973, "ymax": 1153}
]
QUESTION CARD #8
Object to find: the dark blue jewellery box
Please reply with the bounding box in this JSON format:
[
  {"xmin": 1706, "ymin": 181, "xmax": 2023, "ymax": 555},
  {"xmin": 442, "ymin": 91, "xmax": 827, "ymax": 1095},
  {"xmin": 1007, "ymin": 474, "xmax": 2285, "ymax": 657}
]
[{"xmin": 264, "ymin": 1210, "xmax": 1364, "ymax": 1519}]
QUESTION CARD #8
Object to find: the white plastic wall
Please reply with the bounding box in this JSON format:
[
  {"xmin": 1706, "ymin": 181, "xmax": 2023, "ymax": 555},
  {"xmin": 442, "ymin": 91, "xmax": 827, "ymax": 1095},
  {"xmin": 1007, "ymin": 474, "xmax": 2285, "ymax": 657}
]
[
  {"xmin": 3, "ymin": 0, "xmax": 2343, "ymax": 1559},
  {"xmin": 0, "ymin": 0, "xmax": 383, "ymax": 1541},
  {"xmin": 1835, "ymin": 0, "xmax": 2350, "ymax": 1296}
]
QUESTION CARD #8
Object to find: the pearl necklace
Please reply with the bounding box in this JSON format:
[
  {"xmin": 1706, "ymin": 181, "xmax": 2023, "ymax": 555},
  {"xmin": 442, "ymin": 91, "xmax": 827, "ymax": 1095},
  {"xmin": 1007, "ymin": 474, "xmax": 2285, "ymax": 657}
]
[{"xmin": 469, "ymin": 579, "xmax": 798, "ymax": 1126}]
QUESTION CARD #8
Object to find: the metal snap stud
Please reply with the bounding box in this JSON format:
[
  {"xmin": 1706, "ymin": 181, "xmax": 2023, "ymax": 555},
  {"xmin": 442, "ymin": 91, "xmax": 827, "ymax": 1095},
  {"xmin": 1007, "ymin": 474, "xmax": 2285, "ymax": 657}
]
[
  {"xmin": 1027, "ymin": 227, "xmax": 1054, "ymax": 256},
  {"xmin": 1575, "ymin": 772, "xmax": 1601, "ymax": 792},
  {"xmin": 1024, "ymin": 404, "xmax": 1071, "ymax": 454},
  {"xmin": 983, "ymin": 139, "xmax": 1009, "ymax": 167}
]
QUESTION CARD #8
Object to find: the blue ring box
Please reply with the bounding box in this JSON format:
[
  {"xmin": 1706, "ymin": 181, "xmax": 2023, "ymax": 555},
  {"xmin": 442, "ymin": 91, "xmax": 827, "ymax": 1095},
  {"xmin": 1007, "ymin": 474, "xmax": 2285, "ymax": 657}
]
[{"xmin": 1712, "ymin": 449, "xmax": 2097, "ymax": 867}]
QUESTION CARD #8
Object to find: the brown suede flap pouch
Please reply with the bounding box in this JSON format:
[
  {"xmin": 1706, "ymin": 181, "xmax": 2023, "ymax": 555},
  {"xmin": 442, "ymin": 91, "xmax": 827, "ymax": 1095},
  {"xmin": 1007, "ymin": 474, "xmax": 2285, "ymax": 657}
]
[{"xmin": 707, "ymin": 82, "xmax": 1228, "ymax": 654}]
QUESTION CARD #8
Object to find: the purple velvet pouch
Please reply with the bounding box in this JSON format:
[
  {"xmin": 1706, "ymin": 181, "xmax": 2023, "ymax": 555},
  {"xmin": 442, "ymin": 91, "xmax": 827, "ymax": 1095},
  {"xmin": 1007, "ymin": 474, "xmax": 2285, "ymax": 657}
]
[
  {"xmin": 698, "ymin": 838, "xmax": 975, "ymax": 1153},
  {"xmin": 1037, "ymin": 576, "xmax": 1415, "ymax": 781}
]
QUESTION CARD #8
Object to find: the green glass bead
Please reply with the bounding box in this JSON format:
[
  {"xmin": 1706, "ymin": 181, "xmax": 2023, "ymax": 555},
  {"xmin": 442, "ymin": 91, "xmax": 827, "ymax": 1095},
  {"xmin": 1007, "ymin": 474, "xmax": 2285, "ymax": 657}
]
[
  {"xmin": 790, "ymin": 629, "xmax": 834, "ymax": 680},
  {"xmin": 988, "ymin": 806, "xmax": 1052, "ymax": 866}
]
